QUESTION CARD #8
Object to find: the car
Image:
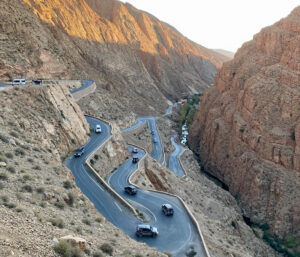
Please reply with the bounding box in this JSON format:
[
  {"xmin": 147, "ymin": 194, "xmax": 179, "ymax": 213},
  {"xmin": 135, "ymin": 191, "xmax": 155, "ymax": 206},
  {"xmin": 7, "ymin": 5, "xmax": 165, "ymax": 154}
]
[
  {"xmin": 151, "ymin": 131, "xmax": 155, "ymax": 135},
  {"xmin": 132, "ymin": 157, "xmax": 139, "ymax": 163},
  {"xmin": 124, "ymin": 186, "xmax": 137, "ymax": 195},
  {"xmin": 153, "ymin": 139, "xmax": 157, "ymax": 143},
  {"xmin": 162, "ymin": 203, "xmax": 174, "ymax": 216},
  {"xmin": 74, "ymin": 146, "xmax": 85, "ymax": 157},
  {"xmin": 12, "ymin": 78, "xmax": 26, "ymax": 86},
  {"xmin": 136, "ymin": 224, "xmax": 159, "ymax": 237},
  {"xmin": 95, "ymin": 124, "xmax": 102, "ymax": 133},
  {"xmin": 132, "ymin": 147, "xmax": 138, "ymax": 153}
]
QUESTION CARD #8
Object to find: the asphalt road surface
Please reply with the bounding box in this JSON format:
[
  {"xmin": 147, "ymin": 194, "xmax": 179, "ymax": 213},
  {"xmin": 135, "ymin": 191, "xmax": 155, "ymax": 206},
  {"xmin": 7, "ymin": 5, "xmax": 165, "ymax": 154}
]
[
  {"xmin": 167, "ymin": 136, "xmax": 186, "ymax": 177},
  {"xmin": 65, "ymin": 82, "xmax": 206, "ymax": 256}
]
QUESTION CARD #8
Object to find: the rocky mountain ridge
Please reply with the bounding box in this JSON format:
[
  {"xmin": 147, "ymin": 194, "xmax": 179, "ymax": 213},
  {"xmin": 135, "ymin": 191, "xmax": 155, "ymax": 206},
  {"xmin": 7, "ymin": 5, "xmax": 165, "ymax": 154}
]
[
  {"xmin": 189, "ymin": 6, "xmax": 300, "ymax": 252},
  {"xmin": 0, "ymin": 0, "xmax": 229, "ymax": 120}
]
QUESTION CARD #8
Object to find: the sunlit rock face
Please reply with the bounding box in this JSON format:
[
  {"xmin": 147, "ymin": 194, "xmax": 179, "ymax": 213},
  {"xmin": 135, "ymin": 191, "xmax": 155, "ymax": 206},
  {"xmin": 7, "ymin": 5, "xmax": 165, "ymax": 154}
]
[
  {"xmin": 189, "ymin": 6, "xmax": 300, "ymax": 240},
  {"xmin": 0, "ymin": 0, "xmax": 229, "ymax": 117}
]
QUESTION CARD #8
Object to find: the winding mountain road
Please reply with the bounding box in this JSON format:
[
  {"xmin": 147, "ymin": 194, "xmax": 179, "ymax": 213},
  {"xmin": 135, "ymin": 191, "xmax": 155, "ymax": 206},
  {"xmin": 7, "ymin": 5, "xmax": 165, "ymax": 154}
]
[{"xmin": 65, "ymin": 82, "xmax": 207, "ymax": 256}]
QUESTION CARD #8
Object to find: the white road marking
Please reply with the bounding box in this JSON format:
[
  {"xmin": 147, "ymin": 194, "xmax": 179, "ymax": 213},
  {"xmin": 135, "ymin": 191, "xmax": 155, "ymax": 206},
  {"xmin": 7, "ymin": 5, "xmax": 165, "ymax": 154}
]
[{"xmin": 115, "ymin": 202, "xmax": 123, "ymax": 212}]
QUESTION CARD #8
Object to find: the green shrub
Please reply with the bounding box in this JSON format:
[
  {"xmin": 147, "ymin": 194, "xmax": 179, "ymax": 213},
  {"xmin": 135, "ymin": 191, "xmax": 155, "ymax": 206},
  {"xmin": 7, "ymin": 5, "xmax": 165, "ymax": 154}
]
[
  {"xmin": 36, "ymin": 187, "xmax": 45, "ymax": 194},
  {"xmin": 7, "ymin": 166, "xmax": 16, "ymax": 174},
  {"xmin": 23, "ymin": 174, "xmax": 32, "ymax": 181},
  {"xmin": 0, "ymin": 133, "xmax": 9, "ymax": 143},
  {"xmin": 33, "ymin": 165, "xmax": 41, "ymax": 170},
  {"xmin": 0, "ymin": 182, "xmax": 4, "ymax": 190},
  {"xmin": 15, "ymin": 148, "xmax": 25, "ymax": 156},
  {"xmin": 54, "ymin": 240, "xmax": 83, "ymax": 257},
  {"xmin": 82, "ymin": 218, "xmax": 91, "ymax": 226},
  {"xmin": 93, "ymin": 251, "xmax": 103, "ymax": 257},
  {"xmin": 95, "ymin": 217, "xmax": 102, "ymax": 223},
  {"xmin": 94, "ymin": 154, "xmax": 99, "ymax": 160},
  {"xmin": 50, "ymin": 218, "xmax": 64, "ymax": 228},
  {"xmin": 5, "ymin": 152, "xmax": 14, "ymax": 159},
  {"xmin": 9, "ymin": 131, "xmax": 19, "ymax": 138},
  {"xmin": 55, "ymin": 201, "xmax": 65, "ymax": 209},
  {"xmin": 63, "ymin": 181, "xmax": 72, "ymax": 189},
  {"xmin": 27, "ymin": 158, "xmax": 34, "ymax": 163},
  {"xmin": 0, "ymin": 173, "xmax": 8, "ymax": 180},
  {"xmin": 22, "ymin": 184, "xmax": 33, "ymax": 193},
  {"xmin": 1, "ymin": 195, "xmax": 9, "ymax": 203},
  {"xmin": 66, "ymin": 192, "xmax": 75, "ymax": 206},
  {"xmin": 100, "ymin": 243, "xmax": 113, "ymax": 256},
  {"xmin": 4, "ymin": 202, "xmax": 16, "ymax": 209}
]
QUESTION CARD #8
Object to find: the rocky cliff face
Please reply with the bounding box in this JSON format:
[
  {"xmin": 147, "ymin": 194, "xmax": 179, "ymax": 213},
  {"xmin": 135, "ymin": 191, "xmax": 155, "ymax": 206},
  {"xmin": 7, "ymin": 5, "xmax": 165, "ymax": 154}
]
[
  {"xmin": 0, "ymin": 84, "xmax": 89, "ymax": 157},
  {"xmin": 189, "ymin": 7, "xmax": 300, "ymax": 242},
  {"xmin": 0, "ymin": 0, "xmax": 229, "ymax": 118}
]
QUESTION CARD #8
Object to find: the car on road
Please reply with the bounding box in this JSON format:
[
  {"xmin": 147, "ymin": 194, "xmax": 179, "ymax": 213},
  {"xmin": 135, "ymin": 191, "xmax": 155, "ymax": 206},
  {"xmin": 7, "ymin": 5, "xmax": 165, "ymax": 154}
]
[
  {"xmin": 74, "ymin": 146, "xmax": 85, "ymax": 157},
  {"xmin": 95, "ymin": 124, "xmax": 102, "ymax": 133},
  {"xmin": 136, "ymin": 224, "xmax": 159, "ymax": 237},
  {"xmin": 162, "ymin": 203, "xmax": 174, "ymax": 216},
  {"xmin": 124, "ymin": 185, "xmax": 137, "ymax": 195},
  {"xmin": 12, "ymin": 78, "xmax": 26, "ymax": 86},
  {"xmin": 132, "ymin": 157, "xmax": 139, "ymax": 163},
  {"xmin": 132, "ymin": 147, "xmax": 138, "ymax": 153},
  {"xmin": 153, "ymin": 139, "xmax": 158, "ymax": 143}
]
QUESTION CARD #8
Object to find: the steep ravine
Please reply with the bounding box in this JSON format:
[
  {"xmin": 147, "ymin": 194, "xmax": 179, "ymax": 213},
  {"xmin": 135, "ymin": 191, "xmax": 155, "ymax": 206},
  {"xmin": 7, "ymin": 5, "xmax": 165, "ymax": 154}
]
[{"xmin": 189, "ymin": 6, "xmax": 300, "ymax": 254}]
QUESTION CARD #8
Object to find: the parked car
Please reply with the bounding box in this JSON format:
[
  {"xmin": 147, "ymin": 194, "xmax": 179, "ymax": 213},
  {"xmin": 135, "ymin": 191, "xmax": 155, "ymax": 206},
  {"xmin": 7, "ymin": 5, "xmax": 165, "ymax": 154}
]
[
  {"xmin": 95, "ymin": 124, "xmax": 102, "ymax": 133},
  {"xmin": 132, "ymin": 157, "xmax": 139, "ymax": 163},
  {"xmin": 162, "ymin": 203, "xmax": 174, "ymax": 216},
  {"xmin": 132, "ymin": 147, "xmax": 138, "ymax": 153},
  {"xmin": 124, "ymin": 186, "xmax": 137, "ymax": 195},
  {"xmin": 32, "ymin": 79, "xmax": 42, "ymax": 85},
  {"xmin": 136, "ymin": 224, "xmax": 158, "ymax": 237},
  {"xmin": 74, "ymin": 146, "xmax": 85, "ymax": 157},
  {"xmin": 12, "ymin": 78, "xmax": 26, "ymax": 86}
]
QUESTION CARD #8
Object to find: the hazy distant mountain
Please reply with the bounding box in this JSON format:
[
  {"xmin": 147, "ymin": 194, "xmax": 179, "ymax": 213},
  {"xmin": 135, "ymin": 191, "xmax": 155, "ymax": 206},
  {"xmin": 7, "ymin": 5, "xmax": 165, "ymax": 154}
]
[{"xmin": 212, "ymin": 49, "xmax": 235, "ymax": 59}]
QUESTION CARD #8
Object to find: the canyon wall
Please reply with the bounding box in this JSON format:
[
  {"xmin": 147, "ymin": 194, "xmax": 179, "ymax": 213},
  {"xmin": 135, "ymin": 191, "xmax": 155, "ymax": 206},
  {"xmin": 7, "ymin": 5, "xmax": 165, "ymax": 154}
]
[
  {"xmin": 0, "ymin": 0, "xmax": 229, "ymax": 119},
  {"xmin": 189, "ymin": 7, "xmax": 300, "ymax": 240}
]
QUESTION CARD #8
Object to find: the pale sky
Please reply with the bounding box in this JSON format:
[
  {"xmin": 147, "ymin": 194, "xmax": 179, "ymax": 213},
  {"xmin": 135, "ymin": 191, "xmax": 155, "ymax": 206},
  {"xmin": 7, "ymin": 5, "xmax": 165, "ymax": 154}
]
[{"xmin": 119, "ymin": 0, "xmax": 299, "ymax": 53}]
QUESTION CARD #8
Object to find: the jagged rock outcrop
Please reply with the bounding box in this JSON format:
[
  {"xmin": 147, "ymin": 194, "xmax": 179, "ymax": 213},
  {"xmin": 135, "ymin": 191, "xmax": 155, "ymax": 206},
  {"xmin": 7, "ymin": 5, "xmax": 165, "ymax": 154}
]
[
  {"xmin": 189, "ymin": 6, "xmax": 300, "ymax": 242},
  {"xmin": 0, "ymin": 0, "xmax": 229, "ymax": 118},
  {"xmin": 0, "ymin": 84, "xmax": 89, "ymax": 157}
]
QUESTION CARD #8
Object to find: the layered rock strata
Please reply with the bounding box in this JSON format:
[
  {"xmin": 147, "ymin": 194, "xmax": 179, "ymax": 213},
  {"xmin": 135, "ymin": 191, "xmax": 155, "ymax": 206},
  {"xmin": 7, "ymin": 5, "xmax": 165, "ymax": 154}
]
[{"xmin": 189, "ymin": 7, "xmax": 300, "ymax": 240}]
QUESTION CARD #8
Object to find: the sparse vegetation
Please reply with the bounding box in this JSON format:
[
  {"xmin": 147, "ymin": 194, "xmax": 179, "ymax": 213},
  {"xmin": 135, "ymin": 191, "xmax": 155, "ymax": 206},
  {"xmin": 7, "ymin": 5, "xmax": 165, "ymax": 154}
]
[
  {"xmin": 5, "ymin": 152, "xmax": 14, "ymax": 159},
  {"xmin": 252, "ymin": 223, "xmax": 300, "ymax": 257},
  {"xmin": 7, "ymin": 166, "xmax": 16, "ymax": 174},
  {"xmin": 9, "ymin": 131, "xmax": 19, "ymax": 138},
  {"xmin": 82, "ymin": 218, "xmax": 91, "ymax": 226},
  {"xmin": 55, "ymin": 201, "xmax": 66, "ymax": 209},
  {"xmin": 0, "ymin": 173, "xmax": 8, "ymax": 180},
  {"xmin": 63, "ymin": 180, "xmax": 72, "ymax": 189},
  {"xmin": 54, "ymin": 240, "xmax": 83, "ymax": 257},
  {"xmin": 66, "ymin": 192, "xmax": 75, "ymax": 206},
  {"xmin": 36, "ymin": 187, "xmax": 45, "ymax": 194},
  {"xmin": 93, "ymin": 251, "xmax": 103, "ymax": 257},
  {"xmin": 100, "ymin": 243, "xmax": 113, "ymax": 256},
  {"xmin": 0, "ymin": 133, "xmax": 9, "ymax": 143},
  {"xmin": 15, "ymin": 148, "xmax": 25, "ymax": 156},
  {"xmin": 50, "ymin": 218, "xmax": 65, "ymax": 228},
  {"xmin": 22, "ymin": 184, "xmax": 33, "ymax": 193}
]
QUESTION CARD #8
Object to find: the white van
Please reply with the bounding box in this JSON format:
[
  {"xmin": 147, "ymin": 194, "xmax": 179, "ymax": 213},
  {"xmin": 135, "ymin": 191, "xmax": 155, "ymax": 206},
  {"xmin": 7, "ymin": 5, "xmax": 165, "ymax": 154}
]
[{"xmin": 12, "ymin": 78, "xmax": 26, "ymax": 86}]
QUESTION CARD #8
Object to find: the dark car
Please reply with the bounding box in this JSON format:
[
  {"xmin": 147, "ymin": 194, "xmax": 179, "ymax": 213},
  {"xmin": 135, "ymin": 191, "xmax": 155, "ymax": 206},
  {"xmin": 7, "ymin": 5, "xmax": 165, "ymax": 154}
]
[
  {"xmin": 162, "ymin": 204, "xmax": 174, "ymax": 216},
  {"xmin": 136, "ymin": 224, "xmax": 158, "ymax": 237},
  {"xmin": 74, "ymin": 146, "xmax": 85, "ymax": 157},
  {"xmin": 124, "ymin": 186, "xmax": 137, "ymax": 195},
  {"xmin": 132, "ymin": 157, "xmax": 139, "ymax": 163}
]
